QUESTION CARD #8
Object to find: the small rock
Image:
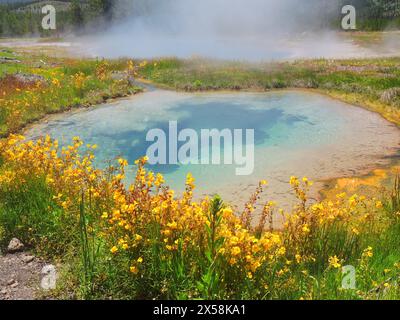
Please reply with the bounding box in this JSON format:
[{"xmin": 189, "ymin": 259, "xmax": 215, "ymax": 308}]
[
  {"xmin": 10, "ymin": 282, "xmax": 18, "ymax": 288},
  {"xmin": 7, "ymin": 279, "xmax": 15, "ymax": 286},
  {"xmin": 381, "ymin": 87, "xmax": 400, "ymax": 103},
  {"xmin": 110, "ymin": 71, "xmax": 136, "ymax": 85},
  {"xmin": 22, "ymin": 255, "xmax": 35, "ymax": 264},
  {"xmin": 7, "ymin": 238, "xmax": 24, "ymax": 253},
  {"xmin": 0, "ymin": 57, "xmax": 21, "ymax": 63},
  {"xmin": 0, "ymin": 49, "xmax": 14, "ymax": 55},
  {"xmin": 1, "ymin": 289, "xmax": 7, "ymax": 295},
  {"xmin": 40, "ymin": 264, "xmax": 57, "ymax": 290},
  {"xmin": 110, "ymin": 71, "xmax": 127, "ymax": 81},
  {"xmin": 14, "ymin": 73, "xmax": 45, "ymax": 85},
  {"xmin": 127, "ymin": 76, "xmax": 136, "ymax": 86}
]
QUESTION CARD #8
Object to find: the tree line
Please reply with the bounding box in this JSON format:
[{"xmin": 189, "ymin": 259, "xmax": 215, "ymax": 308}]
[
  {"xmin": 339, "ymin": 0, "xmax": 400, "ymax": 29},
  {"xmin": 0, "ymin": 0, "xmax": 399, "ymax": 37},
  {"xmin": 0, "ymin": 0, "xmax": 114, "ymax": 37}
]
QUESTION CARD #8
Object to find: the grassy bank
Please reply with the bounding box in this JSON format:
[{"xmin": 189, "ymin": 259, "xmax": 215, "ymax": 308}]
[
  {"xmin": 137, "ymin": 57, "xmax": 400, "ymax": 125},
  {"xmin": 0, "ymin": 47, "xmax": 141, "ymax": 136}
]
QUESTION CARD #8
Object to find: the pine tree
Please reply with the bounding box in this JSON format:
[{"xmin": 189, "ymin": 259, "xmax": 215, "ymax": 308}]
[
  {"xmin": 71, "ymin": 0, "xmax": 84, "ymax": 29},
  {"xmin": 89, "ymin": 0, "xmax": 114, "ymax": 21}
]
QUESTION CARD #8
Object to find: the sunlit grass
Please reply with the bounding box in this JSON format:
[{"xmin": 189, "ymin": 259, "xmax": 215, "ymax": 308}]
[{"xmin": 0, "ymin": 49, "xmax": 141, "ymax": 136}]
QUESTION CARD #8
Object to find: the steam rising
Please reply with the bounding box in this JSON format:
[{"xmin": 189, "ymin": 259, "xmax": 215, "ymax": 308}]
[{"xmin": 80, "ymin": 0, "xmax": 392, "ymax": 60}]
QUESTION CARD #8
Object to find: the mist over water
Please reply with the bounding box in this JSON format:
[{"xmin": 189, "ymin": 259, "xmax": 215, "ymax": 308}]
[{"xmin": 81, "ymin": 0, "xmax": 372, "ymax": 61}]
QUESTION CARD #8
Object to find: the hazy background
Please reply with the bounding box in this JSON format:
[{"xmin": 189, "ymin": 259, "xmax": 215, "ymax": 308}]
[
  {"xmin": 84, "ymin": 0, "xmax": 351, "ymax": 60},
  {"xmin": 1, "ymin": 0, "xmax": 399, "ymax": 60}
]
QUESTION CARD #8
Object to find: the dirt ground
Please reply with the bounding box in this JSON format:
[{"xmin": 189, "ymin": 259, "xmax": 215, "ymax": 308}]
[{"xmin": 0, "ymin": 251, "xmax": 45, "ymax": 300}]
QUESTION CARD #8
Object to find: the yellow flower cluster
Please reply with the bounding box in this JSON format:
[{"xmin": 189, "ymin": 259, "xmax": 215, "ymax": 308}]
[
  {"xmin": 0, "ymin": 69, "xmax": 92, "ymax": 133},
  {"xmin": 0, "ymin": 135, "xmax": 107, "ymax": 214},
  {"xmin": 95, "ymin": 61, "xmax": 110, "ymax": 81},
  {"xmin": 0, "ymin": 135, "xmax": 389, "ymax": 292},
  {"xmin": 217, "ymin": 209, "xmax": 283, "ymax": 275},
  {"xmin": 73, "ymin": 72, "xmax": 88, "ymax": 90},
  {"xmin": 284, "ymin": 182, "xmax": 381, "ymax": 250}
]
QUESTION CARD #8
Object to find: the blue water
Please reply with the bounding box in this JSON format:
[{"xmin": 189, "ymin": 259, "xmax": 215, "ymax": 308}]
[{"xmin": 26, "ymin": 90, "xmax": 399, "ymax": 206}]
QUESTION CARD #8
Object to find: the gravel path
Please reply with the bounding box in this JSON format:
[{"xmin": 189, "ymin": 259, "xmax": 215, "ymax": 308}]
[{"xmin": 0, "ymin": 251, "xmax": 45, "ymax": 300}]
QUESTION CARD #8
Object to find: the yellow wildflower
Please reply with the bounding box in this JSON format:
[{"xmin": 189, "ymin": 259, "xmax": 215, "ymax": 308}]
[
  {"xmin": 328, "ymin": 256, "xmax": 341, "ymax": 269},
  {"xmin": 130, "ymin": 266, "xmax": 139, "ymax": 274},
  {"xmin": 110, "ymin": 246, "xmax": 119, "ymax": 254}
]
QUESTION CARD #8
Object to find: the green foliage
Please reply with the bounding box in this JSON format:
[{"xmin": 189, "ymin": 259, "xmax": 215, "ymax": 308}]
[
  {"xmin": 71, "ymin": 0, "xmax": 84, "ymax": 30},
  {"xmin": 0, "ymin": 0, "xmax": 115, "ymax": 37},
  {"xmin": 0, "ymin": 0, "xmax": 399, "ymax": 37},
  {"xmin": 79, "ymin": 193, "xmax": 102, "ymax": 297},
  {"xmin": 197, "ymin": 196, "xmax": 224, "ymax": 299},
  {"xmin": 0, "ymin": 53, "xmax": 142, "ymax": 136},
  {"xmin": 0, "ymin": 175, "xmax": 77, "ymax": 255}
]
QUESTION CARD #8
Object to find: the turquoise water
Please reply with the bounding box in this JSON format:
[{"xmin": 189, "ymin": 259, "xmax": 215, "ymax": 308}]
[{"xmin": 26, "ymin": 91, "xmax": 400, "ymax": 208}]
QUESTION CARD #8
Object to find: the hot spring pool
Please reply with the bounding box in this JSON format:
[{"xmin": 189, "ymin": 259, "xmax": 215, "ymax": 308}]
[{"xmin": 26, "ymin": 90, "xmax": 400, "ymax": 216}]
